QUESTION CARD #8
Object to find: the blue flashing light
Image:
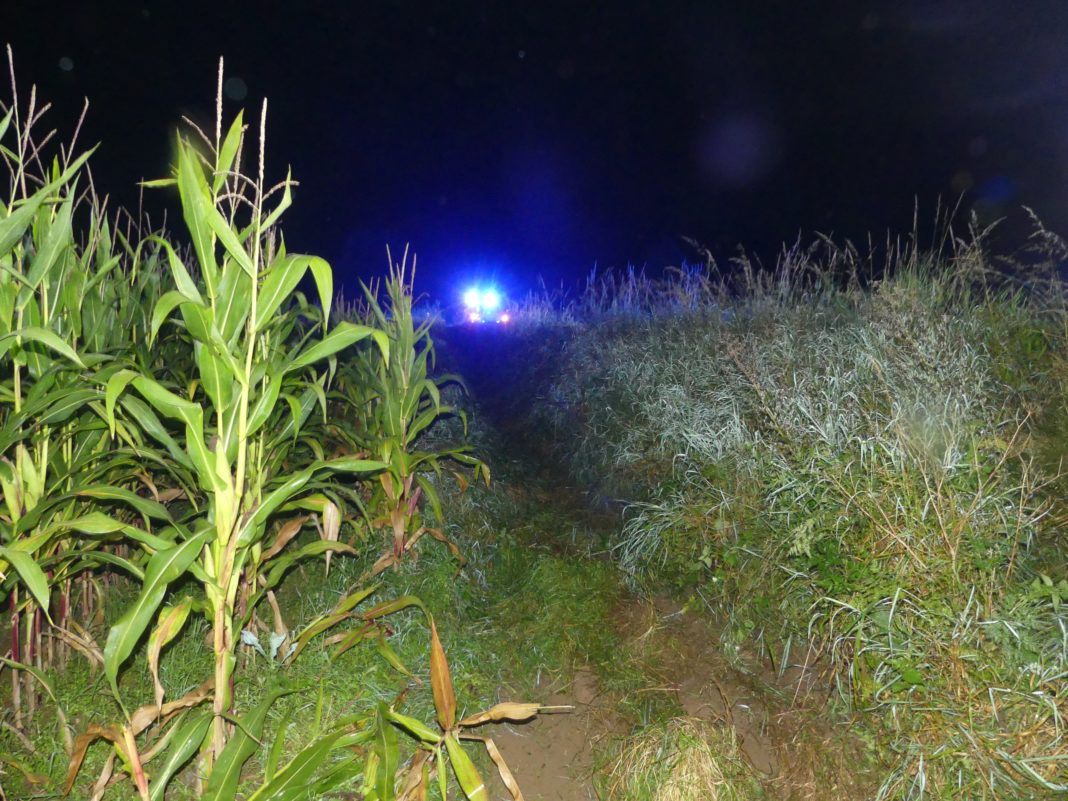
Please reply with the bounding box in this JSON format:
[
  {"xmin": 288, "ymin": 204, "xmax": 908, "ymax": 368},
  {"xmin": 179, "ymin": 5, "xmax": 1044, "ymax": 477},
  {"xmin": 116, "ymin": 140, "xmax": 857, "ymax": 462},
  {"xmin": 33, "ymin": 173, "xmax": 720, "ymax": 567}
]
[{"xmin": 460, "ymin": 283, "xmax": 507, "ymax": 324}]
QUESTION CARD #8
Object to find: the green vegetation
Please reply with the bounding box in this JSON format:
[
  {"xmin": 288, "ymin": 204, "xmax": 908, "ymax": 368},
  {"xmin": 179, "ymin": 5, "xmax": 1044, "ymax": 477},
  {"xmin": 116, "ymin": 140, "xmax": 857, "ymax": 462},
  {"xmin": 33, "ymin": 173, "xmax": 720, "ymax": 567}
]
[
  {"xmin": 500, "ymin": 231, "xmax": 1068, "ymax": 798},
  {"xmin": 0, "ymin": 56, "xmax": 551, "ymax": 800}
]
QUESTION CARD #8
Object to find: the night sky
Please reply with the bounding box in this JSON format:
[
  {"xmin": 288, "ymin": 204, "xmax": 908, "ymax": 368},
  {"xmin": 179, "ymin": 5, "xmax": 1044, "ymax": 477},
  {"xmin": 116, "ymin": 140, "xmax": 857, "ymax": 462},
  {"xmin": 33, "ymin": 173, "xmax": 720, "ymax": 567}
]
[{"xmin": 4, "ymin": 2, "xmax": 1068, "ymax": 300}]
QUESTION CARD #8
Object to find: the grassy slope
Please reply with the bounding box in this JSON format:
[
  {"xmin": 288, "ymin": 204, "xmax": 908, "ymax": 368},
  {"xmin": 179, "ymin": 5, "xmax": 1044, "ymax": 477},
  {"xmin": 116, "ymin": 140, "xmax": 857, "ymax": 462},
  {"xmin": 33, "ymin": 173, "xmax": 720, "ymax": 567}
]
[{"xmin": 453, "ymin": 239, "xmax": 1068, "ymax": 799}]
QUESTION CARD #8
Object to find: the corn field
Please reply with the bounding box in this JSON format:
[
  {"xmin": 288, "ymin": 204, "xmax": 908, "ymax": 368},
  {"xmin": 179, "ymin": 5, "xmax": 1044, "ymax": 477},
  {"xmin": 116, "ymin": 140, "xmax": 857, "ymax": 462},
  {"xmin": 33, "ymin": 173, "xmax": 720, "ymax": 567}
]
[{"xmin": 0, "ymin": 55, "xmax": 536, "ymax": 800}]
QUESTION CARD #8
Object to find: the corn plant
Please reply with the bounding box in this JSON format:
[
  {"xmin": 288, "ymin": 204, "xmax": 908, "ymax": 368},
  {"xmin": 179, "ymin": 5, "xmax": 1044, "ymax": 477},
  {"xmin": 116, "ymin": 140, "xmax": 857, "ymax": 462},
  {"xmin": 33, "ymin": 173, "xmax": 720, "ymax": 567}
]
[
  {"xmin": 335, "ymin": 257, "xmax": 487, "ymax": 571},
  {"xmin": 0, "ymin": 68, "xmax": 171, "ymax": 732},
  {"xmin": 0, "ymin": 56, "xmax": 539, "ymax": 801},
  {"xmin": 89, "ymin": 99, "xmax": 396, "ymax": 773}
]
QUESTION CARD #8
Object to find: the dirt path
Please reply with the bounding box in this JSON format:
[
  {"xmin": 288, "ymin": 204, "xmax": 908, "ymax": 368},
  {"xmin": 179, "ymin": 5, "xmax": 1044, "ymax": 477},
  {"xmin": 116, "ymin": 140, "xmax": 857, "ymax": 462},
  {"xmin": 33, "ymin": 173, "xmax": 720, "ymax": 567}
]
[
  {"xmin": 485, "ymin": 590, "xmax": 870, "ymax": 801},
  {"xmin": 488, "ymin": 669, "xmax": 602, "ymax": 800},
  {"xmin": 442, "ymin": 328, "xmax": 872, "ymax": 800}
]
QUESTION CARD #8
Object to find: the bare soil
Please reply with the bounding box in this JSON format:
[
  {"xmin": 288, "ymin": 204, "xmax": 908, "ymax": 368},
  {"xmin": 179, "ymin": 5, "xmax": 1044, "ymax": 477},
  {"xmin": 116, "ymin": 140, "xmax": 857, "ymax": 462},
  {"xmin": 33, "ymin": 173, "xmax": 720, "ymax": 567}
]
[{"xmin": 487, "ymin": 594, "xmax": 874, "ymax": 801}]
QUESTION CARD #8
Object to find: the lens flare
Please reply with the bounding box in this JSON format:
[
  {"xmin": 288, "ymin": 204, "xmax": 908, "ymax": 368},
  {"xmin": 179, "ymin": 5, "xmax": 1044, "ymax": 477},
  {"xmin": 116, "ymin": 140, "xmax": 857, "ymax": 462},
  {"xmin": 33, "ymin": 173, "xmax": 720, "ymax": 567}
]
[{"xmin": 460, "ymin": 284, "xmax": 506, "ymax": 324}]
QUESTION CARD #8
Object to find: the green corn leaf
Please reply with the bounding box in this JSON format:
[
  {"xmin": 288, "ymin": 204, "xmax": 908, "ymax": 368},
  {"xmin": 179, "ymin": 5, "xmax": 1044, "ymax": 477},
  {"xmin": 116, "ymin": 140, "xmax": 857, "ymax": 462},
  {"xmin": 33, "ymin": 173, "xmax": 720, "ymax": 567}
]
[
  {"xmin": 149, "ymin": 290, "xmax": 188, "ymax": 345},
  {"xmin": 0, "ymin": 281, "xmax": 17, "ymax": 335},
  {"xmin": 264, "ymin": 708, "xmax": 294, "ymax": 781},
  {"xmin": 26, "ymin": 189, "xmax": 75, "ymax": 291},
  {"xmin": 195, "ymin": 342, "xmax": 234, "ymax": 413},
  {"xmin": 308, "ymin": 256, "xmax": 333, "ymax": 329},
  {"xmin": 283, "ymin": 584, "xmax": 379, "ymax": 663},
  {"xmin": 36, "ymin": 387, "xmax": 98, "ymax": 426},
  {"xmin": 215, "ymin": 258, "xmax": 252, "ymax": 343},
  {"xmin": 129, "ymin": 376, "xmax": 219, "ymax": 491},
  {"xmin": 150, "ymin": 235, "xmax": 204, "ymax": 304},
  {"xmin": 131, "ymin": 374, "xmax": 198, "ymax": 422},
  {"xmin": 246, "ymin": 728, "xmax": 349, "ymax": 801},
  {"xmin": 328, "ymin": 624, "xmax": 377, "ymax": 662},
  {"xmin": 0, "ymin": 326, "xmax": 85, "ymax": 368},
  {"xmin": 445, "ymin": 732, "xmax": 487, "ymax": 801},
  {"xmin": 105, "ymin": 369, "xmax": 139, "ymax": 436},
  {"xmin": 176, "ymin": 140, "xmax": 218, "ymax": 295},
  {"xmin": 359, "ymin": 595, "xmax": 428, "ymax": 622},
  {"xmin": 0, "ymin": 194, "xmax": 50, "ymax": 260},
  {"xmin": 375, "ymin": 703, "xmax": 399, "ymax": 801},
  {"xmin": 384, "ymin": 709, "xmax": 440, "ymax": 743},
  {"xmin": 148, "ymin": 711, "xmax": 212, "ymax": 801},
  {"xmin": 103, "ymin": 530, "xmax": 210, "ymax": 704},
  {"xmin": 375, "ymin": 629, "xmax": 412, "ymax": 676},
  {"xmin": 203, "ymin": 685, "xmax": 299, "ymax": 801},
  {"xmin": 263, "ymin": 539, "xmax": 356, "ymax": 589},
  {"xmin": 285, "ymin": 322, "xmax": 378, "ymax": 373},
  {"xmin": 203, "ymin": 193, "xmax": 255, "ymax": 277},
  {"xmin": 77, "ymin": 485, "xmax": 172, "ymax": 522},
  {"xmin": 322, "ymin": 455, "xmax": 389, "ymax": 474},
  {"xmin": 0, "ymin": 656, "xmax": 58, "ymax": 703},
  {"xmin": 181, "ymin": 300, "xmax": 215, "ymax": 343},
  {"xmin": 68, "ymin": 549, "xmax": 145, "ymax": 581},
  {"xmin": 118, "ymin": 396, "xmax": 196, "ymax": 473},
  {"xmin": 255, "ymin": 254, "xmax": 315, "ymax": 332},
  {"xmin": 247, "ymin": 375, "xmax": 283, "ymax": 437},
  {"xmin": 235, "ymin": 466, "xmax": 316, "ymax": 546},
  {"xmin": 272, "ymin": 387, "xmax": 316, "ymax": 445},
  {"xmin": 0, "ymin": 545, "xmax": 51, "ymax": 613},
  {"xmin": 213, "ymin": 112, "xmax": 244, "ymax": 194},
  {"xmin": 236, "ymin": 456, "xmax": 386, "ymax": 547},
  {"xmin": 437, "ymin": 744, "xmax": 448, "ymax": 801}
]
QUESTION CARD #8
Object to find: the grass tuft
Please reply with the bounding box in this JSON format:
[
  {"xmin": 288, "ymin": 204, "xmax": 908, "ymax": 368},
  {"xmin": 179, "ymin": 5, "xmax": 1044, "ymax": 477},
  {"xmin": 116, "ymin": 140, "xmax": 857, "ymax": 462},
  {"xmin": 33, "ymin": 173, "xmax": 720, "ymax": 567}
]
[{"xmin": 600, "ymin": 717, "xmax": 764, "ymax": 801}]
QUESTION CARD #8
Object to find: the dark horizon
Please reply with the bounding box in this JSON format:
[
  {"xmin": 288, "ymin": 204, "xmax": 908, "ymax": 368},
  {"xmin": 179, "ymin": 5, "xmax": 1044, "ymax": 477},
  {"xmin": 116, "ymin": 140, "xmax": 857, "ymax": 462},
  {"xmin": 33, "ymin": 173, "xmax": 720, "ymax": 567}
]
[{"xmin": 4, "ymin": 2, "xmax": 1068, "ymax": 302}]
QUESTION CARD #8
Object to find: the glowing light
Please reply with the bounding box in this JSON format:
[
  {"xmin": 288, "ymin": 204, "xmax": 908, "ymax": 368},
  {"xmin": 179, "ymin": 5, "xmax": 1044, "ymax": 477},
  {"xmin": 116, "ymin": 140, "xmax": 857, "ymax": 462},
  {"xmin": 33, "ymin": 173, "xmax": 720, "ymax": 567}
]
[
  {"xmin": 498, "ymin": 312, "xmax": 511, "ymax": 324},
  {"xmin": 461, "ymin": 283, "xmax": 506, "ymax": 324}
]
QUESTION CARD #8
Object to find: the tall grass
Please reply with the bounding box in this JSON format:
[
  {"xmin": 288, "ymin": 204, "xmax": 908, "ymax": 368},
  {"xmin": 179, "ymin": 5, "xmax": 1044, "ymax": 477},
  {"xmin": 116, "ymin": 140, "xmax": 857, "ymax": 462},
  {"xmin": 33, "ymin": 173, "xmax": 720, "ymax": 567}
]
[{"xmin": 505, "ymin": 225, "xmax": 1068, "ymax": 798}]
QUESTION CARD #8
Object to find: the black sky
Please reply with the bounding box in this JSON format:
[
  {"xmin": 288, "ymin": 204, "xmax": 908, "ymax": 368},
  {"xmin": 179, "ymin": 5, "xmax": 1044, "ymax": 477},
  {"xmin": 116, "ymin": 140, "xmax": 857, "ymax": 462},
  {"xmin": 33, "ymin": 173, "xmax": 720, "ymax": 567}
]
[{"xmin": 5, "ymin": 1, "xmax": 1068, "ymax": 300}]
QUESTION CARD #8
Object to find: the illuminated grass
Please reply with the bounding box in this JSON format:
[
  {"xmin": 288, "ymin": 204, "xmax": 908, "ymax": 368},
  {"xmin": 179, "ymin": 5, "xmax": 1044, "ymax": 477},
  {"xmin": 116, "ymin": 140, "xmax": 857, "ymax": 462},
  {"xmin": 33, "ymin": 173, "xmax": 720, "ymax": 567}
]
[
  {"xmin": 502, "ymin": 227, "xmax": 1068, "ymax": 798},
  {"xmin": 599, "ymin": 717, "xmax": 764, "ymax": 801}
]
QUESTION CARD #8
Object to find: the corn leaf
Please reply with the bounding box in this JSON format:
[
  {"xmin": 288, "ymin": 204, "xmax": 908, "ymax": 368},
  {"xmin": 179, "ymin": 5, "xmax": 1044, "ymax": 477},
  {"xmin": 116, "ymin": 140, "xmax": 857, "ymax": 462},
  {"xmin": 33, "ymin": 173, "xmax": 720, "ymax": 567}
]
[
  {"xmin": 202, "ymin": 685, "xmax": 299, "ymax": 801},
  {"xmin": 429, "ymin": 618, "xmax": 456, "ymax": 731},
  {"xmin": 103, "ymin": 530, "xmax": 211, "ymax": 703},
  {"xmin": 444, "ymin": 732, "xmax": 487, "ymax": 801},
  {"xmin": 0, "ymin": 326, "xmax": 85, "ymax": 367},
  {"xmin": 213, "ymin": 112, "xmax": 244, "ymax": 194},
  {"xmin": 255, "ymin": 254, "xmax": 316, "ymax": 332},
  {"xmin": 285, "ymin": 322, "xmax": 377, "ymax": 373},
  {"xmin": 0, "ymin": 545, "xmax": 51, "ymax": 612},
  {"xmin": 375, "ymin": 703, "xmax": 399, "ymax": 801},
  {"xmin": 148, "ymin": 711, "xmax": 212, "ymax": 801}
]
